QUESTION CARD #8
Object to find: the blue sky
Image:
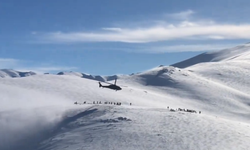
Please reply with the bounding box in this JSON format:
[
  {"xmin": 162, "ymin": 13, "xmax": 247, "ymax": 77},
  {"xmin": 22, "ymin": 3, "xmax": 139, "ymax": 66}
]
[{"xmin": 1, "ymin": 0, "xmax": 250, "ymax": 75}]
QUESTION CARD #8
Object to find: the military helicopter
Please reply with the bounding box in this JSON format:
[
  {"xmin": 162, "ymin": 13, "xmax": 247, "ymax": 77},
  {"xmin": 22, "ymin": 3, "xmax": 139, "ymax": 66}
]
[{"xmin": 98, "ymin": 79, "xmax": 122, "ymax": 91}]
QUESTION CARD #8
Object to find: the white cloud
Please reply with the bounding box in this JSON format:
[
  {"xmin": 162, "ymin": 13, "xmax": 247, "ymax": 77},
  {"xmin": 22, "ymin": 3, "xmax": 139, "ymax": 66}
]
[
  {"xmin": 206, "ymin": 35, "xmax": 225, "ymax": 40},
  {"xmin": 36, "ymin": 10, "xmax": 250, "ymax": 45},
  {"xmin": 43, "ymin": 22, "xmax": 250, "ymax": 43},
  {"xmin": 178, "ymin": 21, "xmax": 199, "ymax": 27},
  {"xmin": 143, "ymin": 44, "xmax": 237, "ymax": 53},
  {"xmin": 102, "ymin": 28, "xmax": 122, "ymax": 32},
  {"xmin": 74, "ymin": 44, "xmax": 237, "ymax": 53},
  {"xmin": 166, "ymin": 10, "xmax": 195, "ymax": 20}
]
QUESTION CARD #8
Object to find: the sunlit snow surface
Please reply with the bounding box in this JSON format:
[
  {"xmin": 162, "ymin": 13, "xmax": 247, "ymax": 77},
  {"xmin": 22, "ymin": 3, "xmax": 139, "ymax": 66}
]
[{"xmin": 1, "ymin": 43, "xmax": 250, "ymax": 150}]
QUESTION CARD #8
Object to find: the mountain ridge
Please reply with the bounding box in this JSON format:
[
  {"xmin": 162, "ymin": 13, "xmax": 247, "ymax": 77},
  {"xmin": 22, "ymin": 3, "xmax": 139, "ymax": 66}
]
[
  {"xmin": 3, "ymin": 43, "xmax": 250, "ymax": 80},
  {"xmin": 0, "ymin": 69, "xmax": 36, "ymax": 78}
]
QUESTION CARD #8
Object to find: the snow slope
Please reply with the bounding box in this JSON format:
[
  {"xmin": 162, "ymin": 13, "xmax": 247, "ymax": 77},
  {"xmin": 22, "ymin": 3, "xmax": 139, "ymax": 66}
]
[
  {"xmin": 39, "ymin": 106, "xmax": 250, "ymax": 150},
  {"xmin": 172, "ymin": 43, "xmax": 250, "ymax": 68},
  {"xmin": 0, "ymin": 73, "xmax": 250, "ymax": 150},
  {"xmin": 1, "ymin": 43, "xmax": 250, "ymax": 150}
]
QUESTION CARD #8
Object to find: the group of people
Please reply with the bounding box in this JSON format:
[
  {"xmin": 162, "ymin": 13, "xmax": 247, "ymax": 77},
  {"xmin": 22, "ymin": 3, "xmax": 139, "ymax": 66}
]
[
  {"xmin": 74, "ymin": 101, "xmax": 132, "ymax": 106},
  {"xmin": 167, "ymin": 106, "xmax": 201, "ymax": 114},
  {"xmin": 103, "ymin": 101, "xmax": 122, "ymax": 105}
]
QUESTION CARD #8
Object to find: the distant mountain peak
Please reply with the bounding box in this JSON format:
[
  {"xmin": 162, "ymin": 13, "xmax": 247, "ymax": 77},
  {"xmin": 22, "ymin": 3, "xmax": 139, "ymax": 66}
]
[{"xmin": 0, "ymin": 69, "xmax": 36, "ymax": 78}]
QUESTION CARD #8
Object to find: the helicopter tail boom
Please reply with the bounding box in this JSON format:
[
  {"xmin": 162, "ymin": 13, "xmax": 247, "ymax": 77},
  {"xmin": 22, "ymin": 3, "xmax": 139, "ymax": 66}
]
[{"xmin": 99, "ymin": 82, "xmax": 102, "ymax": 87}]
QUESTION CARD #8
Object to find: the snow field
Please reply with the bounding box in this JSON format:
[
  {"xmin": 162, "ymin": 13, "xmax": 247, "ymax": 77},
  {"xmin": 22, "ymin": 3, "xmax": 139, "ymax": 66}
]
[{"xmin": 38, "ymin": 105, "xmax": 250, "ymax": 150}]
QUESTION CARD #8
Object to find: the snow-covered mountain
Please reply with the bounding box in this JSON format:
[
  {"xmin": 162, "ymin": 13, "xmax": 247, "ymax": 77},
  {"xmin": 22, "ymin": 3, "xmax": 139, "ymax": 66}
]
[
  {"xmin": 1, "ymin": 43, "xmax": 250, "ymax": 150},
  {"xmin": 0, "ymin": 69, "xmax": 36, "ymax": 78},
  {"xmin": 57, "ymin": 71, "xmax": 106, "ymax": 81},
  {"xmin": 0, "ymin": 69, "xmax": 125, "ymax": 82},
  {"xmin": 172, "ymin": 43, "xmax": 250, "ymax": 68},
  {"xmin": 57, "ymin": 71, "xmax": 129, "ymax": 82}
]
